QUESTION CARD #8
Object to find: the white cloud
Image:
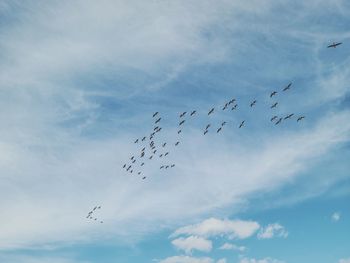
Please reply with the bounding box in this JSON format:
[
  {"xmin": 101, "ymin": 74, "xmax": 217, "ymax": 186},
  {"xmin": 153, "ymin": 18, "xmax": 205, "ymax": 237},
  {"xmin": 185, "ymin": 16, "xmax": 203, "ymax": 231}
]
[
  {"xmin": 216, "ymin": 259, "xmax": 227, "ymax": 263},
  {"xmin": 0, "ymin": 254, "xmax": 89, "ymax": 263},
  {"xmin": 332, "ymin": 212, "xmax": 341, "ymax": 222},
  {"xmin": 159, "ymin": 255, "xmax": 213, "ymax": 263},
  {"xmin": 171, "ymin": 236, "xmax": 212, "ymax": 254},
  {"xmin": 219, "ymin": 243, "xmax": 246, "ymax": 252},
  {"xmin": 257, "ymin": 223, "xmax": 288, "ymax": 239},
  {"xmin": 239, "ymin": 257, "xmax": 285, "ymax": 263},
  {"xmin": 171, "ymin": 218, "xmax": 260, "ymax": 240},
  {"xmin": 339, "ymin": 258, "xmax": 350, "ymax": 263}
]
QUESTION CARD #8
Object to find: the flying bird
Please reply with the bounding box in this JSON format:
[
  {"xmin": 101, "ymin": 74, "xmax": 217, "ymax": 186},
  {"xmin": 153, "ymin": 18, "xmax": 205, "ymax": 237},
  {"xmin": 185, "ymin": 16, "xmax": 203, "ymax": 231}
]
[
  {"xmin": 297, "ymin": 116, "xmax": 305, "ymax": 122},
  {"xmin": 153, "ymin": 112, "xmax": 159, "ymax": 117},
  {"xmin": 138, "ymin": 171, "xmax": 141, "ymax": 175},
  {"xmin": 123, "ymin": 164, "xmax": 126, "ymax": 168},
  {"xmin": 149, "ymin": 156, "xmax": 153, "ymax": 160},
  {"xmin": 159, "ymin": 154, "xmax": 163, "ymax": 158},
  {"xmin": 271, "ymin": 102, "xmax": 278, "ymax": 109},
  {"xmin": 270, "ymin": 91, "xmax": 277, "ymax": 98},
  {"xmin": 142, "ymin": 176, "xmax": 146, "ymax": 180},
  {"xmin": 250, "ymin": 100, "xmax": 257, "ymax": 107},
  {"xmin": 132, "ymin": 159, "xmax": 136, "ymax": 163},
  {"xmin": 180, "ymin": 112, "xmax": 187, "ymax": 118},
  {"xmin": 217, "ymin": 127, "xmax": 222, "ymax": 133},
  {"xmin": 208, "ymin": 108, "xmax": 214, "ymax": 115},
  {"xmin": 283, "ymin": 82, "xmax": 292, "ymax": 91},
  {"xmin": 284, "ymin": 113, "xmax": 294, "ymax": 120},
  {"xmin": 178, "ymin": 130, "xmax": 182, "ymax": 134},
  {"xmin": 190, "ymin": 110, "xmax": 196, "ymax": 116},
  {"xmin": 205, "ymin": 124, "xmax": 211, "ymax": 130},
  {"xmin": 204, "ymin": 130, "xmax": 208, "ymax": 135},
  {"xmin": 270, "ymin": 116, "xmax": 278, "ymax": 122},
  {"xmin": 231, "ymin": 104, "xmax": 237, "ymax": 110},
  {"xmin": 141, "ymin": 162, "xmax": 144, "ymax": 166},
  {"xmin": 175, "ymin": 141, "xmax": 180, "ymax": 146},
  {"xmin": 134, "ymin": 139, "xmax": 139, "ymax": 143},
  {"xmin": 162, "ymin": 143, "xmax": 166, "ymax": 147},
  {"xmin": 165, "ymin": 152, "xmax": 169, "ymax": 156},
  {"xmin": 221, "ymin": 121, "xmax": 226, "ymax": 126},
  {"xmin": 239, "ymin": 121, "xmax": 245, "ymax": 128},
  {"xmin": 179, "ymin": 120, "xmax": 185, "ymax": 126},
  {"xmin": 160, "ymin": 165, "xmax": 164, "ymax": 169},
  {"xmin": 142, "ymin": 136, "xmax": 146, "ymax": 141},
  {"xmin": 327, "ymin": 42, "xmax": 342, "ymax": 48},
  {"xmin": 275, "ymin": 118, "xmax": 282, "ymax": 125},
  {"xmin": 155, "ymin": 117, "xmax": 161, "ymax": 124},
  {"xmin": 171, "ymin": 164, "xmax": 175, "ymax": 168},
  {"xmin": 229, "ymin": 98, "xmax": 236, "ymax": 104}
]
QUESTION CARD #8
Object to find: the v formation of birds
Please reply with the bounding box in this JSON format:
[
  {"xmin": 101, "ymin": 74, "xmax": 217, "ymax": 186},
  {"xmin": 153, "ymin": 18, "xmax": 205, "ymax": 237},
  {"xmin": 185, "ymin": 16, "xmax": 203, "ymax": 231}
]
[{"xmin": 86, "ymin": 42, "xmax": 342, "ymax": 222}]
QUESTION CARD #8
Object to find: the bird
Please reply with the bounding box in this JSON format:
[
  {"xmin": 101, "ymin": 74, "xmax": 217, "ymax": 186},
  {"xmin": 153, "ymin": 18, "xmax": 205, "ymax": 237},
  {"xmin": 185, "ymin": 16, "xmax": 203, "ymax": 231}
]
[
  {"xmin": 100, "ymin": 221, "xmax": 103, "ymax": 224},
  {"xmin": 217, "ymin": 127, "xmax": 222, "ymax": 133},
  {"xmin": 275, "ymin": 118, "xmax": 282, "ymax": 125},
  {"xmin": 208, "ymin": 108, "xmax": 214, "ymax": 115},
  {"xmin": 140, "ymin": 152, "xmax": 145, "ymax": 158},
  {"xmin": 175, "ymin": 141, "xmax": 180, "ymax": 146},
  {"xmin": 297, "ymin": 116, "xmax": 305, "ymax": 122},
  {"xmin": 190, "ymin": 110, "xmax": 196, "ymax": 116},
  {"xmin": 134, "ymin": 139, "xmax": 139, "ymax": 143},
  {"xmin": 284, "ymin": 113, "xmax": 294, "ymax": 120},
  {"xmin": 165, "ymin": 152, "xmax": 169, "ymax": 156},
  {"xmin": 270, "ymin": 116, "xmax": 278, "ymax": 122},
  {"xmin": 179, "ymin": 120, "xmax": 185, "ymax": 126},
  {"xmin": 130, "ymin": 170, "xmax": 133, "ymax": 173},
  {"xmin": 132, "ymin": 159, "xmax": 136, "ymax": 163},
  {"xmin": 205, "ymin": 124, "xmax": 211, "ymax": 130},
  {"xmin": 159, "ymin": 154, "xmax": 163, "ymax": 158},
  {"xmin": 130, "ymin": 156, "xmax": 134, "ymax": 160},
  {"xmin": 231, "ymin": 104, "xmax": 237, "ymax": 110},
  {"xmin": 327, "ymin": 42, "xmax": 342, "ymax": 48},
  {"xmin": 270, "ymin": 91, "xmax": 277, "ymax": 98},
  {"xmin": 204, "ymin": 130, "xmax": 208, "ymax": 135},
  {"xmin": 155, "ymin": 118, "xmax": 161, "ymax": 124},
  {"xmin": 149, "ymin": 156, "xmax": 153, "ymax": 160},
  {"xmin": 123, "ymin": 164, "xmax": 126, "ymax": 168},
  {"xmin": 142, "ymin": 136, "xmax": 146, "ymax": 141},
  {"xmin": 154, "ymin": 126, "xmax": 159, "ymax": 131},
  {"xmin": 160, "ymin": 165, "xmax": 164, "ymax": 169},
  {"xmin": 127, "ymin": 165, "xmax": 131, "ymax": 171},
  {"xmin": 178, "ymin": 130, "xmax": 182, "ymax": 134},
  {"xmin": 171, "ymin": 164, "xmax": 175, "ymax": 168},
  {"xmin": 141, "ymin": 147, "xmax": 145, "ymax": 152},
  {"xmin": 153, "ymin": 112, "xmax": 159, "ymax": 117},
  {"xmin": 162, "ymin": 143, "xmax": 166, "ymax": 147},
  {"xmin": 250, "ymin": 100, "xmax": 257, "ymax": 107},
  {"xmin": 141, "ymin": 162, "xmax": 145, "ymax": 166},
  {"xmin": 180, "ymin": 111, "xmax": 187, "ymax": 118},
  {"xmin": 283, "ymin": 82, "xmax": 292, "ymax": 91},
  {"xmin": 142, "ymin": 176, "xmax": 146, "ymax": 180},
  {"xmin": 221, "ymin": 121, "xmax": 226, "ymax": 126},
  {"xmin": 271, "ymin": 102, "xmax": 278, "ymax": 109},
  {"xmin": 138, "ymin": 171, "xmax": 141, "ymax": 175},
  {"xmin": 153, "ymin": 150, "xmax": 157, "ymax": 154},
  {"xmin": 229, "ymin": 98, "xmax": 236, "ymax": 104},
  {"xmin": 239, "ymin": 121, "xmax": 245, "ymax": 128},
  {"xmin": 165, "ymin": 165, "xmax": 169, "ymax": 169},
  {"xmin": 98, "ymin": 206, "xmax": 101, "ymax": 209},
  {"xmin": 156, "ymin": 127, "xmax": 162, "ymax": 132},
  {"xmin": 222, "ymin": 103, "xmax": 228, "ymax": 110}
]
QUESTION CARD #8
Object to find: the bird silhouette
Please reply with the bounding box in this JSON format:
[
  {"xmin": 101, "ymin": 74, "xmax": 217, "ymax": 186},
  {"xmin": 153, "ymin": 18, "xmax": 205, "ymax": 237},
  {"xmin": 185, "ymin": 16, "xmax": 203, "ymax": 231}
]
[
  {"xmin": 271, "ymin": 102, "xmax": 278, "ymax": 109},
  {"xmin": 239, "ymin": 121, "xmax": 245, "ymax": 128},
  {"xmin": 179, "ymin": 120, "xmax": 185, "ymax": 126},
  {"xmin": 250, "ymin": 100, "xmax": 257, "ymax": 107},
  {"xmin": 284, "ymin": 113, "xmax": 294, "ymax": 120},
  {"xmin": 134, "ymin": 139, "xmax": 139, "ymax": 143},
  {"xmin": 190, "ymin": 110, "xmax": 196, "ymax": 116},
  {"xmin": 270, "ymin": 116, "xmax": 278, "ymax": 122},
  {"xmin": 217, "ymin": 127, "xmax": 222, "ymax": 133},
  {"xmin": 180, "ymin": 111, "xmax": 187, "ymax": 118},
  {"xmin": 175, "ymin": 141, "xmax": 180, "ymax": 146},
  {"xmin": 275, "ymin": 118, "xmax": 282, "ymax": 125},
  {"xmin": 297, "ymin": 116, "xmax": 305, "ymax": 122},
  {"xmin": 178, "ymin": 130, "xmax": 182, "ymax": 134},
  {"xmin": 283, "ymin": 82, "xmax": 292, "ymax": 91},
  {"xmin": 153, "ymin": 112, "xmax": 159, "ymax": 117},
  {"xmin": 270, "ymin": 91, "xmax": 277, "ymax": 97},
  {"xmin": 155, "ymin": 117, "xmax": 161, "ymax": 124},
  {"xmin": 208, "ymin": 108, "xmax": 214, "ymax": 115}
]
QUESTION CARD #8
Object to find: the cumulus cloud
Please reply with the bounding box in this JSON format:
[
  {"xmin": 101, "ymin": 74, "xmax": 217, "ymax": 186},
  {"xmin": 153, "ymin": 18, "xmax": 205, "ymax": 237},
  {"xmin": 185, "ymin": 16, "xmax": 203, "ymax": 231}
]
[
  {"xmin": 171, "ymin": 236, "xmax": 212, "ymax": 254},
  {"xmin": 239, "ymin": 257, "xmax": 285, "ymax": 263},
  {"xmin": 332, "ymin": 212, "xmax": 341, "ymax": 222},
  {"xmin": 216, "ymin": 259, "xmax": 227, "ymax": 263},
  {"xmin": 339, "ymin": 258, "xmax": 350, "ymax": 263},
  {"xmin": 159, "ymin": 255, "xmax": 213, "ymax": 263},
  {"xmin": 171, "ymin": 218, "xmax": 260, "ymax": 240},
  {"xmin": 257, "ymin": 223, "xmax": 288, "ymax": 239},
  {"xmin": 219, "ymin": 243, "xmax": 246, "ymax": 252}
]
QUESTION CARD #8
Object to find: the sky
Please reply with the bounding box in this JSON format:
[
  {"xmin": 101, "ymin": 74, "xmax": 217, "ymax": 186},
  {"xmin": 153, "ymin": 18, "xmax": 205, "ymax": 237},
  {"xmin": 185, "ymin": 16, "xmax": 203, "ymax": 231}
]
[{"xmin": 0, "ymin": 0, "xmax": 349, "ymax": 263}]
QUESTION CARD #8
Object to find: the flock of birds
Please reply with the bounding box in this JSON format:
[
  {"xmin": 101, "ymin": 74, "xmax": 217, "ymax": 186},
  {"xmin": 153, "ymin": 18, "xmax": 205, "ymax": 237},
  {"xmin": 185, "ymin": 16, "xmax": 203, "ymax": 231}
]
[{"xmin": 86, "ymin": 41, "xmax": 343, "ymax": 222}]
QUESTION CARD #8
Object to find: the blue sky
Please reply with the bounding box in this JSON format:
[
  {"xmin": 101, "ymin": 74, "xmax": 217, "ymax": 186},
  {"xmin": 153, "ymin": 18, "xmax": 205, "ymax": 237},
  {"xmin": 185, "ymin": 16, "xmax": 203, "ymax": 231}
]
[{"xmin": 0, "ymin": 1, "xmax": 349, "ymax": 263}]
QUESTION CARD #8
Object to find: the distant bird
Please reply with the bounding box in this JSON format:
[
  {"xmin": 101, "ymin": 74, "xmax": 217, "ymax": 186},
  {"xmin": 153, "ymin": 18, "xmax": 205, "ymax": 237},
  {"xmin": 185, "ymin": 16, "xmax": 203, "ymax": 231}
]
[
  {"xmin": 275, "ymin": 118, "xmax": 282, "ymax": 125},
  {"xmin": 205, "ymin": 124, "xmax": 211, "ymax": 130},
  {"xmin": 270, "ymin": 116, "xmax": 278, "ymax": 122},
  {"xmin": 221, "ymin": 121, "xmax": 226, "ymax": 126},
  {"xmin": 127, "ymin": 165, "xmax": 131, "ymax": 171},
  {"xmin": 190, "ymin": 110, "xmax": 196, "ymax": 116},
  {"xmin": 180, "ymin": 111, "xmax": 187, "ymax": 118},
  {"xmin": 165, "ymin": 165, "xmax": 169, "ymax": 169},
  {"xmin": 239, "ymin": 121, "xmax": 245, "ymax": 128},
  {"xmin": 204, "ymin": 130, "xmax": 208, "ymax": 135},
  {"xmin": 229, "ymin": 98, "xmax": 236, "ymax": 104},
  {"xmin": 250, "ymin": 100, "xmax": 257, "ymax": 107},
  {"xmin": 217, "ymin": 127, "xmax": 222, "ymax": 133},
  {"xmin": 231, "ymin": 104, "xmax": 237, "ymax": 110},
  {"xmin": 159, "ymin": 154, "xmax": 163, "ymax": 158},
  {"xmin": 171, "ymin": 164, "xmax": 175, "ymax": 168},
  {"xmin": 297, "ymin": 116, "xmax": 305, "ymax": 122},
  {"xmin": 134, "ymin": 139, "xmax": 139, "ymax": 143},
  {"xmin": 270, "ymin": 91, "xmax": 277, "ymax": 98},
  {"xmin": 222, "ymin": 103, "xmax": 228, "ymax": 110},
  {"xmin": 154, "ymin": 126, "xmax": 159, "ymax": 131},
  {"xmin": 130, "ymin": 170, "xmax": 133, "ymax": 173},
  {"xmin": 155, "ymin": 117, "xmax": 161, "ymax": 124},
  {"xmin": 142, "ymin": 176, "xmax": 146, "ymax": 180},
  {"xmin": 98, "ymin": 206, "xmax": 101, "ymax": 209},
  {"xmin": 140, "ymin": 152, "xmax": 145, "ymax": 158},
  {"xmin": 283, "ymin": 82, "xmax": 292, "ymax": 91},
  {"xmin": 160, "ymin": 165, "xmax": 164, "ymax": 169},
  {"xmin": 142, "ymin": 136, "xmax": 146, "ymax": 141},
  {"xmin": 271, "ymin": 102, "xmax": 278, "ymax": 109},
  {"xmin": 178, "ymin": 130, "xmax": 182, "ymax": 134},
  {"xmin": 284, "ymin": 113, "xmax": 294, "ymax": 120},
  {"xmin": 138, "ymin": 171, "xmax": 141, "ymax": 175},
  {"xmin": 208, "ymin": 108, "xmax": 214, "ymax": 115},
  {"xmin": 100, "ymin": 221, "xmax": 103, "ymax": 224},
  {"xmin": 141, "ymin": 147, "xmax": 145, "ymax": 152},
  {"xmin": 141, "ymin": 162, "xmax": 144, "ymax": 166},
  {"xmin": 162, "ymin": 143, "xmax": 166, "ymax": 147},
  {"xmin": 179, "ymin": 120, "xmax": 185, "ymax": 126},
  {"xmin": 156, "ymin": 127, "xmax": 162, "ymax": 132},
  {"xmin": 123, "ymin": 164, "xmax": 126, "ymax": 168},
  {"xmin": 153, "ymin": 150, "xmax": 157, "ymax": 154},
  {"xmin": 130, "ymin": 156, "xmax": 134, "ymax": 160},
  {"xmin": 153, "ymin": 112, "xmax": 159, "ymax": 117},
  {"xmin": 327, "ymin": 42, "xmax": 342, "ymax": 48},
  {"xmin": 149, "ymin": 156, "xmax": 153, "ymax": 160},
  {"xmin": 132, "ymin": 159, "xmax": 136, "ymax": 163},
  {"xmin": 175, "ymin": 141, "xmax": 180, "ymax": 146},
  {"xmin": 165, "ymin": 152, "xmax": 169, "ymax": 156}
]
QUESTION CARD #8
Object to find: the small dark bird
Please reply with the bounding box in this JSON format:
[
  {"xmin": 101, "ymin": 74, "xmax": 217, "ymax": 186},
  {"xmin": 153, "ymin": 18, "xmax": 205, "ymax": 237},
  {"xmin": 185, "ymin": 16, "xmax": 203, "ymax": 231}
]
[
  {"xmin": 297, "ymin": 116, "xmax": 305, "ymax": 122},
  {"xmin": 275, "ymin": 118, "xmax": 282, "ymax": 125},
  {"xmin": 284, "ymin": 113, "xmax": 294, "ymax": 120},
  {"xmin": 250, "ymin": 100, "xmax": 257, "ymax": 107},
  {"xmin": 208, "ymin": 108, "xmax": 214, "ymax": 115},
  {"xmin": 123, "ymin": 164, "xmax": 126, "ymax": 168},
  {"xmin": 142, "ymin": 147, "xmax": 145, "ymax": 152},
  {"xmin": 180, "ymin": 111, "xmax": 187, "ymax": 118},
  {"xmin": 229, "ymin": 98, "xmax": 236, "ymax": 104},
  {"xmin": 159, "ymin": 154, "xmax": 163, "ymax": 158},
  {"xmin": 175, "ymin": 141, "xmax": 180, "ymax": 146},
  {"xmin": 132, "ymin": 159, "xmax": 136, "ymax": 163},
  {"xmin": 142, "ymin": 137, "xmax": 146, "ymax": 141},
  {"xmin": 239, "ymin": 121, "xmax": 245, "ymax": 128},
  {"xmin": 141, "ymin": 162, "xmax": 145, "ymax": 166},
  {"xmin": 270, "ymin": 116, "xmax": 278, "ymax": 122},
  {"xmin": 130, "ymin": 170, "xmax": 133, "ymax": 173},
  {"xmin": 270, "ymin": 91, "xmax": 277, "ymax": 98},
  {"xmin": 153, "ymin": 150, "xmax": 157, "ymax": 154},
  {"xmin": 141, "ymin": 152, "xmax": 145, "ymax": 158},
  {"xmin": 149, "ymin": 156, "xmax": 153, "ymax": 160},
  {"xmin": 221, "ymin": 121, "xmax": 226, "ymax": 126},
  {"xmin": 160, "ymin": 165, "xmax": 164, "ymax": 169},
  {"xmin": 142, "ymin": 176, "xmax": 146, "ymax": 180},
  {"xmin": 154, "ymin": 126, "xmax": 159, "ymax": 131},
  {"xmin": 98, "ymin": 206, "xmax": 101, "ymax": 209},
  {"xmin": 217, "ymin": 127, "xmax": 222, "ymax": 133},
  {"xmin": 283, "ymin": 83, "xmax": 292, "ymax": 91},
  {"xmin": 231, "ymin": 104, "xmax": 237, "ymax": 110},
  {"xmin": 204, "ymin": 130, "xmax": 208, "ymax": 135},
  {"xmin": 153, "ymin": 112, "xmax": 159, "ymax": 117},
  {"xmin": 155, "ymin": 117, "xmax": 161, "ymax": 124},
  {"xmin": 222, "ymin": 104, "xmax": 228, "ymax": 110},
  {"xmin": 271, "ymin": 102, "xmax": 278, "ymax": 109},
  {"xmin": 100, "ymin": 221, "xmax": 103, "ymax": 224},
  {"xmin": 327, "ymin": 42, "xmax": 342, "ymax": 48},
  {"xmin": 179, "ymin": 120, "xmax": 185, "ymax": 126},
  {"xmin": 138, "ymin": 171, "xmax": 141, "ymax": 175},
  {"xmin": 131, "ymin": 156, "xmax": 134, "ymax": 160},
  {"xmin": 178, "ymin": 130, "xmax": 182, "ymax": 134},
  {"xmin": 171, "ymin": 164, "xmax": 175, "ymax": 168},
  {"xmin": 127, "ymin": 165, "xmax": 131, "ymax": 171},
  {"xmin": 134, "ymin": 139, "xmax": 139, "ymax": 143},
  {"xmin": 190, "ymin": 110, "xmax": 196, "ymax": 116},
  {"xmin": 162, "ymin": 143, "xmax": 166, "ymax": 147},
  {"xmin": 165, "ymin": 152, "xmax": 169, "ymax": 156},
  {"xmin": 156, "ymin": 127, "xmax": 162, "ymax": 132},
  {"xmin": 205, "ymin": 124, "xmax": 211, "ymax": 130},
  {"xmin": 165, "ymin": 165, "xmax": 169, "ymax": 169}
]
